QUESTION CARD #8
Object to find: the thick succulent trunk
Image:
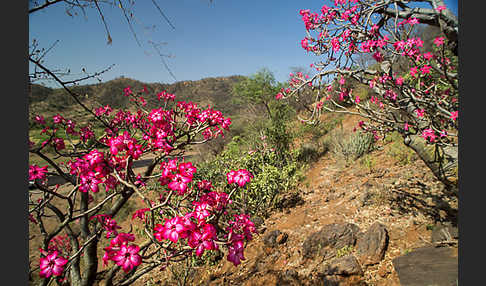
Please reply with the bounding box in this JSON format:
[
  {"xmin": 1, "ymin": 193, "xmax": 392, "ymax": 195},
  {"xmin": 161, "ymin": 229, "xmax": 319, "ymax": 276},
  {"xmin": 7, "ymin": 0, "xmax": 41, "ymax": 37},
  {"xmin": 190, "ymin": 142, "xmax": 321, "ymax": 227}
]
[{"xmin": 404, "ymin": 134, "xmax": 458, "ymax": 195}]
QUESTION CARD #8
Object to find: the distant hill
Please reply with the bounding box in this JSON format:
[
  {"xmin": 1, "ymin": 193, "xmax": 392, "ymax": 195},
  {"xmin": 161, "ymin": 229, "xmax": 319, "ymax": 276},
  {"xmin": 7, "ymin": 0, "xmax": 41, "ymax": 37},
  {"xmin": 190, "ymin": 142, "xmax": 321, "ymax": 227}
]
[{"xmin": 28, "ymin": 75, "xmax": 246, "ymax": 120}]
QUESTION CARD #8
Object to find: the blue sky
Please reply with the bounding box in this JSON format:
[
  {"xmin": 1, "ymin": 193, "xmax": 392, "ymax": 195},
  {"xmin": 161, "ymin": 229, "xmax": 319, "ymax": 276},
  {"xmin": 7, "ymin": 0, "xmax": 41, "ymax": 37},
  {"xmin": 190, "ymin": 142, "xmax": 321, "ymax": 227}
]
[{"xmin": 29, "ymin": 0, "xmax": 458, "ymax": 87}]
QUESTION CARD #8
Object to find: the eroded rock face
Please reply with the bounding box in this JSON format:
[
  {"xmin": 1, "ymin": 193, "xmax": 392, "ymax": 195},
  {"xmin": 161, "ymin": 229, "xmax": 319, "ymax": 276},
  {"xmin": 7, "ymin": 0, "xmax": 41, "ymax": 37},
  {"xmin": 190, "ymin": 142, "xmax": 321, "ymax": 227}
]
[
  {"xmin": 431, "ymin": 222, "xmax": 458, "ymax": 243},
  {"xmin": 392, "ymin": 246, "xmax": 458, "ymax": 286},
  {"xmin": 320, "ymin": 255, "xmax": 363, "ymax": 276},
  {"xmin": 302, "ymin": 223, "xmax": 360, "ymax": 260},
  {"xmin": 355, "ymin": 222, "xmax": 389, "ymax": 266}
]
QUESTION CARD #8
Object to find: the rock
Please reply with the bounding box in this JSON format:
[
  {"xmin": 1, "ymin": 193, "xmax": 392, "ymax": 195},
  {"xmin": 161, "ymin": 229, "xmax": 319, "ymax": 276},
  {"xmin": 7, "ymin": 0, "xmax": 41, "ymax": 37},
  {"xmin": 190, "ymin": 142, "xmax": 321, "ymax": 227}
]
[
  {"xmin": 302, "ymin": 223, "xmax": 360, "ymax": 260},
  {"xmin": 320, "ymin": 275, "xmax": 366, "ymax": 286},
  {"xmin": 358, "ymin": 190, "xmax": 372, "ymax": 207},
  {"xmin": 276, "ymin": 232, "xmax": 289, "ymax": 245},
  {"xmin": 355, "ymin": 222, "xmax": 389, "ymax": 266},
  {"xmin": 431, "ymin": 223, "xmax": 458, "ymax": 243},
  {"xmin": 392, "ymin": 246, "xmax": 458, "ymax": 286},
  {"xmin": 263, "ymin": 230, "xmax": 282, "ymax": 248},
  {"xmin": 320, "ymin": 255, "xmax": 363, "ymax": 276},
  {"xmin": 251, "ymin": 216, "xmax": 264, "ymax": 228},
  {"xmin": 276, "ymin": 269, "xmax": 301, "ymax": 286},
  {"xmin": 276, "ymin": 192, "xmax": 305, "ymax": 210}
]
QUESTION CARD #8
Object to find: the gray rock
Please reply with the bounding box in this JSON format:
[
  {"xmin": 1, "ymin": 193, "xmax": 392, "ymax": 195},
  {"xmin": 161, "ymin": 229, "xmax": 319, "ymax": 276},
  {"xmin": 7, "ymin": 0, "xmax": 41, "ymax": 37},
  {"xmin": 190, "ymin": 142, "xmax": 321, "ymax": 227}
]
[
  {"xmin": 263, "ymin": 230, "xmax": 282, "ymax": 248},
  {"xmin": 392, "ymin": 246, "xmax": 458, "ymax": 286},
  {"xmin": 302, "ymin": 223, "xmax": 360, "ymax": 259},
  {"xmin": 355, "ymin": 222, "xmax": 389, "ymax": 266},
  {"xmin": 276, "ymin": 269, "xmax": 301, "ymax": 286},
  {"xmin": 276, "ymin": 192, "xmax": 305, "ymax": 210},
  {"xmin": 358, "ymin": 190, "xmax": 372, "ymax": 207},
  {"xmin": 431, "ymin": 223, "xmax": 458, "ymax": 243},
  {"xmin": 320, "ymin": 255, "xmax": 363, "ymax": 276}
]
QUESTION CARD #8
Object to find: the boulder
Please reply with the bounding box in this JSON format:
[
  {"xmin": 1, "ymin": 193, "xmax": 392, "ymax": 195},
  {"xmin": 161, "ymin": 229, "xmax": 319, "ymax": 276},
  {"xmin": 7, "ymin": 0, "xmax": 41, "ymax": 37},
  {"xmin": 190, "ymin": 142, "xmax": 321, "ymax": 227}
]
[
  {"xmin": 392, "ymin": 246, "xmax": 458, "ymax": 286},
  {"xmin": 302, "ymin": 223, "xmax": 360, "ymax": 260},
  {"xmin": 276, "ymin": 192, "xmax": 305, "ymax": 210},
  {"xmin": 355, "ymin": 222, "xmax": 389, "ymax": 266},
  {"xmin": 320, "ymin": 255, "xmax": 363, "ymax": 276},
  {"xmin": 263, "ymin": 230, "xmax": 282, "ymax": 248},
  {"xmin": 431, "ymin": 222, "xmax": 458, "ymax": 243}
]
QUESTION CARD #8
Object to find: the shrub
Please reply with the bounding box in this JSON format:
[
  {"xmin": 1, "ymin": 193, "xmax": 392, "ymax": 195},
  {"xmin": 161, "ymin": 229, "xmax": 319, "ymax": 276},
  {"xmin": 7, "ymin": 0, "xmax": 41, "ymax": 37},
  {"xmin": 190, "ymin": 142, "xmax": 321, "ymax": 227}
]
[
  {"xmin": 196, "ymin": 136, "xmax": 303, "ymax": 218},
  {"xmin": 330, "ymin": 128, "xmax": 375, "ymax": 164},
  {"xmin": 385, "ymin": 131, "xmax": 418, "ymax": 166}
]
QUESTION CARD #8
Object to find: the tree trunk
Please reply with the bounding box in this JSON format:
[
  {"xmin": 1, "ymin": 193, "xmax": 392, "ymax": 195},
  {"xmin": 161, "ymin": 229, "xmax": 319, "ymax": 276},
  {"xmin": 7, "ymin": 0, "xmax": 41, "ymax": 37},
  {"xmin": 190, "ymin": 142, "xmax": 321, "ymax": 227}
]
[{"xmin": 404, "ymin": 134, "xmax": 458, "ymax": 195}]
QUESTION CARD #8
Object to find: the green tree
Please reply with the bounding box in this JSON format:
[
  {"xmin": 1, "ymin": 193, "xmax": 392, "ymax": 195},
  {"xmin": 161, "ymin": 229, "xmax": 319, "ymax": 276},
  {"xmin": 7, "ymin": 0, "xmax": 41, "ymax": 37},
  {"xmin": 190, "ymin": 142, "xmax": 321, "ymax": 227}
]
[{"xmin": 232, "ymin": 68, "xmax": 284, "ymax": 119}]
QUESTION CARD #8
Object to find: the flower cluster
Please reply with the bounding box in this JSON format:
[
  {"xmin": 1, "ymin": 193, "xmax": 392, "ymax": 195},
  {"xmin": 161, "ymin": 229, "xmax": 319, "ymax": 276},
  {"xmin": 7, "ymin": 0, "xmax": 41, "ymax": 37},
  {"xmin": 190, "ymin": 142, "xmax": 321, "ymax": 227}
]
[
  {"xmin": 91, "ymin": 214, "xmax": 122, "ymax": 238},
  {"xmin": 68, "ymin": 149, "xmax": 116, "ymax": 193},
  {"xmin": 103, "ymin": 233, "xmax": 142, "ymax": 273},
  {"xmin": 107, "ymin": 131, "xmax": 144, "ymax": 160},
  {"xmin": 158, "ymin": 159, "xmax": 196, "ymax": 195},
  {"xmin": 275, "ymin": 1, "xmax": 458, "ymax": 146},
  {"xmin": 225, "ymin": 214, "xmax": 257, "ymax": 266},
  {"xmin": 48, "ymin": 234, "xmax": 72, "ymax": 256},
  {"xmin": 157, "ymin": 90, "xmax": 175, "ymax": 101}
]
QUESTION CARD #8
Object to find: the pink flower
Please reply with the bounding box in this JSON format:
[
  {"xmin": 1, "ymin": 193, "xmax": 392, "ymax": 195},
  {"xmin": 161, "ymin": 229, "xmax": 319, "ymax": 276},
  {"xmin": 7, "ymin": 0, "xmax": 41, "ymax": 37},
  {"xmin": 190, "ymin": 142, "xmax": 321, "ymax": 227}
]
[
  {"xmin": 168, "ymin": 173, "xmax": 192, "ymax": 195},
  {"xmin": 132, "ymin": 208, "xmax": 150, "ymax": 221},
  {"xmin": 226, "ymin": 170, "xmax": 237, "ymax": 185},
  {"xmin": 301, "ymin": 38, "xmax": 311, "ymax": 51},
  {"xmin": 39, "ymin": 251, "xmax": 68, "ymax": 278},
  {"xmin": 34, "ymin": 115, "xmax": 46, "ymax": 125},
  {"xmin": 404, "ymin": 122, "xmax": 410, "ymax": 131},
  {"xmin": 193, "ymin": 201, "xmax": 212, "ymax": 221},
  {"xmin": 450, "ymin": 111, "xmax": 458, "ymax": 121},
  {"xmin": 123, "ymin": 86, "xmax": 132, "ymax": 96},
  {"xmin": 410, "ymin": 67, "xmax": 418, "ymax": 77},
  {"xmin": 421, "ymin": 128, "xmax": 437, "ymax": 142},
  {"xmin": 331, "ymin": 37, "xmax": 340, "ymax": 51},
  {"xmin": 423, "ymin": 52, "xmax": 433, "ymax": 60},
  {"xmin": 433, "ymin": 37, "xmax": 445, "ymax": 47},
  {"xmin": 53, "ymin": 138, "xmax": 65, "ymax": 150},
  {"xmin": 53, "ymin": 114, "xmax": 64, "ymax": 124},
  {"xmin": 407, "ymin": 17, "xmax": 419, "ymax": 26},
  {"xmin": 420, "ymin": 65, "xmax": 432, "ymax": 75},
  {"xmin": 29, "ymin": 165, "xmax": 48, "ymax": 181},
  {"xmin": 436, "ymin": 5, "xmax": 446, "ymax": 12},
  {"xmin": 339, "ymin": 76, "xmax": 346, "ymax": 85},
  {"xmin": 415, "ymin": 108, "xmax": 425, "ymax": 118},
  {"xmin": 188, "ymin": 224, "xmax": 218, "ymax": 257},
  {"xmin": 112, "ymin": 244, "xmax": 142, "ymax": 273},
  {"xmin": 198, "ymin": 180, "xmax": 213, "ymax": 191},
  {"xmin": 227, "ymin": 240, "xmax": 245, "ymax": 266},
  {"xmin": 229, "ymin": 169, "xmax": 253, "ymax": 188},
  {"xmin": 179, "ymin": 162, "xmax": 196, "ymax": 178},
  {"xmin": 154, "ymin": 216, "xmax": 193, "ymax": 243},
  {"xmin": 395, "ymin": 77, "xmax": 404, "ymax": 86},
  {"xmin": 355, "ymin": 96, "xmax": 360, "ymax": 104},
  {"xmin": 372, "ymin": 51, "xmax": 384, "ymax": 62}
]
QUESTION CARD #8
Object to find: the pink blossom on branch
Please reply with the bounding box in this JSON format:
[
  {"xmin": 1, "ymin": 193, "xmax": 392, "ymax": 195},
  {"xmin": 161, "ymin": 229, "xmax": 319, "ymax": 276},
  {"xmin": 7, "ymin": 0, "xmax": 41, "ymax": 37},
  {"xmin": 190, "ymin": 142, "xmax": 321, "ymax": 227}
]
[
  {"xmin": 450, "ymin": 111, "xmax": 458, "ymax": 121},
  {"xmin": 112, "ymin": 244, "xmax": 142, "ymax": 273},
  {"xmin": 39, "ymin": 251, "xmax": 68, "ymax": 278},
  {"xmin": 227, "ymin": 169, "xmax": 253, "ymax": 187},
  {"xmin": 29, "ymin": 165, "xmax": 48, "ymax": 181}
]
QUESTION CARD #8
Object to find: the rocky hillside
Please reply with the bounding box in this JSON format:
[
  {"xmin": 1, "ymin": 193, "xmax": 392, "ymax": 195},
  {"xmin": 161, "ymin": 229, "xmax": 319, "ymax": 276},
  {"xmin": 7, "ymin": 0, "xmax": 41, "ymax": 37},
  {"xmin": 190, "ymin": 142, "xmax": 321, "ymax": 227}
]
[
  {"xmin": 134, "ymin": 114, "xmax": 458, "ymax": 286},
  {"xmin": 28, "ymin": 75, "xmax": 245, "ymax": 121}
]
